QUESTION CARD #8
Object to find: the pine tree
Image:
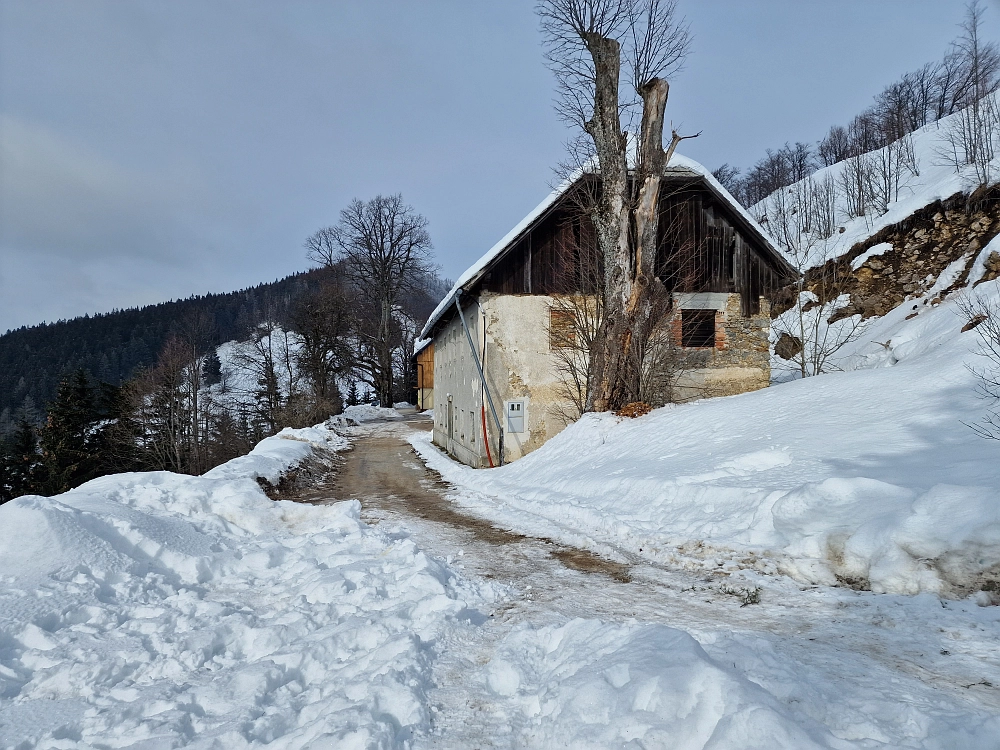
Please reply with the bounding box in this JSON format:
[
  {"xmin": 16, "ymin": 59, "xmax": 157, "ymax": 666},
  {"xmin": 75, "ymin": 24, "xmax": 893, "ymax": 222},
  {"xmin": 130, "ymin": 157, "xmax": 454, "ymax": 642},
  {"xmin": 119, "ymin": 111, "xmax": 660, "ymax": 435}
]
[
  {"xmin": 40, "ymin": 370, "xmax": 100, "ymax": 493},
  {"xmin": 202, "ymin": 348, "xmax": 223, "ymax": 387},
  {"xmin": 0, "ymin": 417, "xmax": 43, "ymax": 503},
  {"xmin": 346, "ymin": 381, "xmax": 360, "ymax": 407}
]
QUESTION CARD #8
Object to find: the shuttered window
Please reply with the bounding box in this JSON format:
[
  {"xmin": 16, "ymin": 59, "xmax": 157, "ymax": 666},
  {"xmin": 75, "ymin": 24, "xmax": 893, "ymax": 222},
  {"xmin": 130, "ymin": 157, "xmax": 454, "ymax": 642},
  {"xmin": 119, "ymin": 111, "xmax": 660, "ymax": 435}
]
[
  {"xmin": 681, "ymin": 309, "xmax": 716, "ymax": 348},
  {"xmin": 549, "ymin": 308, "xmax": 576, "ymax": 349}
]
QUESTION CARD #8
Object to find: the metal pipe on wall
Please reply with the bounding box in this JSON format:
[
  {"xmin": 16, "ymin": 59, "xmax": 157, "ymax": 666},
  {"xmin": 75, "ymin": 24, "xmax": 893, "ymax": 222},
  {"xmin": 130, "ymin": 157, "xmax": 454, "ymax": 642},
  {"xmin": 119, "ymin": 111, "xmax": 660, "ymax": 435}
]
[{"xmin": 454, "ymin": 291, "xmax": 504, "ymax": 466}]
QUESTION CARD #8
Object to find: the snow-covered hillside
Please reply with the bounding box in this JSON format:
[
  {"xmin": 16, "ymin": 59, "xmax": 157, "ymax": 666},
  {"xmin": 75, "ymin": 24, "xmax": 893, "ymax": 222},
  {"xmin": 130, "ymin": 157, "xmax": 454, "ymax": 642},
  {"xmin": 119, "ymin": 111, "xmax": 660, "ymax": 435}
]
[{"xmin": 751, "ymin": 101, "xmax": 1000, "ymax": 270}]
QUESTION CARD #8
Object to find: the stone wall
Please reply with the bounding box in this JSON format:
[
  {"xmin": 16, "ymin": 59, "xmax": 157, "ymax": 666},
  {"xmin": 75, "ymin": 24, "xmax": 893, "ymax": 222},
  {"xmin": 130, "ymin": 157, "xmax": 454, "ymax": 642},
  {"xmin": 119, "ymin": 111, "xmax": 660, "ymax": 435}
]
[
  {"xmin": 668, "ymin": 293, "xmax": 771, "ymax": 399},
  {"xmin": 779, "ymin": 185, "xmax": 1000, "ymax": 322}
]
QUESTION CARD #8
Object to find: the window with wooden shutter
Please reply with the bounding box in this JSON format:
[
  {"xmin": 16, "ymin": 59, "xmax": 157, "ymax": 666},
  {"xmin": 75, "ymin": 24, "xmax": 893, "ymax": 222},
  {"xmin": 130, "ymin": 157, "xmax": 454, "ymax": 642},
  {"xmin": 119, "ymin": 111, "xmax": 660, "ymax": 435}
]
[
  {"xmin": 681, "ymin": 309, "xmax": 717, "ymax": 348},
  {"xmin": 549, "ymin": 308, "xmax": 576, "ymax": 349}
]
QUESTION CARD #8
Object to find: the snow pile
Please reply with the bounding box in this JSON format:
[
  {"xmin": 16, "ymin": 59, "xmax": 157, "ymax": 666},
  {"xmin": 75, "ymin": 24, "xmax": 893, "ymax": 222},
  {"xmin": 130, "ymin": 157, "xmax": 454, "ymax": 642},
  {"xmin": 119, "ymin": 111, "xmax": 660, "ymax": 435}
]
[
  {"xmin": 341, "ymin": 404, "xmax": 402, "ymax": 422},
  {"xmin": 468, "ymin": 619, "xmax": 833, "ymax": 748},
  {"xmin": 203, "ymin": 425, "xmax": 348, "ymax": 483},
  {"xmin": 413, "ymin": 280, "xmax": 1000, "ymax": 598},
  {"xmin": 0, "ymin": 424, "xmax": 860, "ymax": 748},
  {"xmin": 0, "ymin": 425, "xmax": 478, "ymax": 748}
]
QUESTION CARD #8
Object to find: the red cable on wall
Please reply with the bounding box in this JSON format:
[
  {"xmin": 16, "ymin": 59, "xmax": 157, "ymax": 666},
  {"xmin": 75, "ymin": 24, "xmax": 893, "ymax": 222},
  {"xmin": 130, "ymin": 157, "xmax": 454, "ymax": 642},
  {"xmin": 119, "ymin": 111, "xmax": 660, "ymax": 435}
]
[{"xmin": 481, "ymin": 404, "xmax": 494, "ymax": 468}]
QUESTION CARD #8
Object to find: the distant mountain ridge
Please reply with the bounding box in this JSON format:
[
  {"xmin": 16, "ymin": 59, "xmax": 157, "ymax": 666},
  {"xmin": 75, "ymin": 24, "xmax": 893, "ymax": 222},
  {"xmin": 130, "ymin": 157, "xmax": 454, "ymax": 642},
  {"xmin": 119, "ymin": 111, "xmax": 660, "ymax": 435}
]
[{"xmin": 0, "ymin": 268, "xmax": 333, "ymax": 429}]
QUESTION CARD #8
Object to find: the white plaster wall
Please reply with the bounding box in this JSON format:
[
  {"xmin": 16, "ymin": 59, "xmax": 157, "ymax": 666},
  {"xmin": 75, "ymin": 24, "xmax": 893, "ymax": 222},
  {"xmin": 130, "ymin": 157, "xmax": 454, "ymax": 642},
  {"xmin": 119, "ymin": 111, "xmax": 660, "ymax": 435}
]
[
  {"xmin": 431, "ymin": 294, "xmax": 576, "ymax": 467},
  {"xmin": 431, "ymin": 312, "xmax": 489, "ymax": 468},
  {"xmin": 480, "ymin": 293, "xmax": 575, "ymax": 461}
]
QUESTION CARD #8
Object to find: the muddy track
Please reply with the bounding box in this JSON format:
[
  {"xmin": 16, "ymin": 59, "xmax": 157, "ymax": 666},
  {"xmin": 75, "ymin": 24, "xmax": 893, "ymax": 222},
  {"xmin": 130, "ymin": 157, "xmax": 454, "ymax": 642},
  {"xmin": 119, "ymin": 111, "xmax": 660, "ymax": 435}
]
[{"xmin": 299, "ymin": 419, "xmax": 631, "ymax": 583}]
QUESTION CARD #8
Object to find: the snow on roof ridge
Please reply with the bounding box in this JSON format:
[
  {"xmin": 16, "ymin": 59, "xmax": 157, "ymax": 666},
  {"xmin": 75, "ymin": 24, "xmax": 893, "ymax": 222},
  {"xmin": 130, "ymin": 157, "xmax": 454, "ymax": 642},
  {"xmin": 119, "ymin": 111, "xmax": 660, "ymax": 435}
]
[
  {"xmin": 420, "ymin": 153, "xmax": 772, "ymax": 340},
  {"xmin": 665, "ymin": 153, "xmax": 778, "ymax": 252}
]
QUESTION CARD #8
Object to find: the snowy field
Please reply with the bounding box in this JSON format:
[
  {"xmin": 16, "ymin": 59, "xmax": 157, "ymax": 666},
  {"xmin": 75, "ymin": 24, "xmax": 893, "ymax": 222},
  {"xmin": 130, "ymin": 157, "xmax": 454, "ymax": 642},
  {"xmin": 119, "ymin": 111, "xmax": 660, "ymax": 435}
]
[{"xmin": 2, "ymin": 419, "xmax": 858, "ymax": 749}]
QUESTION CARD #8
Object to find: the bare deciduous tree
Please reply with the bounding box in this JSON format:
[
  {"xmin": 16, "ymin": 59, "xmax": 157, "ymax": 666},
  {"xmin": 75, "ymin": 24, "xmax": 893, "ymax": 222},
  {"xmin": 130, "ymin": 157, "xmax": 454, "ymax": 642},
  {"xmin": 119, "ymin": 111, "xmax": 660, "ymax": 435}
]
[
  {"xmin": 937, "ymin": 2, "xmax": 1000, "ymax": 187},
  {"xmin": 958, "ymin": 293, "xmax": 1000, "ymax": 438},
  {"xmin": 760, "ymin": 185, "xmax": 866, "ymax": 378},
  {"xmin": 306, "ymin": 195, "xmax": 432, "ymax": 406},
  {"xmin": 539, "ymin": 0, "xmax": 692, "ymax": 412},
  {"xmin": 291, "ymin": 278, "xmax": 354, "ymax": 424}
]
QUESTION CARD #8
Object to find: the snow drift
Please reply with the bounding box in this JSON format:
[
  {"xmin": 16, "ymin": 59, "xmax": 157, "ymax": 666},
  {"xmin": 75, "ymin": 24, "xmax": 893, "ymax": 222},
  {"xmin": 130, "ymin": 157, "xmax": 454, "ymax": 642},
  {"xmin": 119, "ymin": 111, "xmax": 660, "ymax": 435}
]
[
  {"xmin": 1, "ymin": 424, "xmax": 844, "ymax": 748},
  {"xmin": 0, "ymin": 426, "xmax": 471, "ymax": 747}
]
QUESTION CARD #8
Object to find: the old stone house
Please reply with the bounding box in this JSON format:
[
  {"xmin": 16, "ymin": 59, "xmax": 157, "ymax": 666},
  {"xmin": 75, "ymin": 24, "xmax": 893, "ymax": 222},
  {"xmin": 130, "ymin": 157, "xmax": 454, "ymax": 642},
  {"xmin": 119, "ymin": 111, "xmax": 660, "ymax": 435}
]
[{"xmin": 416, "ymin": 155, "xmax": 796, "ymax": 468}]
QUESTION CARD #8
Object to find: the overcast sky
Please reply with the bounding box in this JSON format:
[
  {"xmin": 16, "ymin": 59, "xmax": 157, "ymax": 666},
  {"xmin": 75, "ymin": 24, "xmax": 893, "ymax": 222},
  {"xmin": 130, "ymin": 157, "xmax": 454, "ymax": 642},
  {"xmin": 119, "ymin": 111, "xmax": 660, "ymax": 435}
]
[{"xmin": 2, "ymin": 0, "xmax": 998, "ymax": 332}]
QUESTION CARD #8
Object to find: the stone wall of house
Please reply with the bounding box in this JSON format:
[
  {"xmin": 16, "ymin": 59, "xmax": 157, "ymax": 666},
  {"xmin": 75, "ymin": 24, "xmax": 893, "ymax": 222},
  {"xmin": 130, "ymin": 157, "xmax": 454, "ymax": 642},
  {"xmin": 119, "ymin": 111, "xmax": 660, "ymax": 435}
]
[{"xmin": 669, "ymin": 292, "xmax": 771, "ymax": 399}]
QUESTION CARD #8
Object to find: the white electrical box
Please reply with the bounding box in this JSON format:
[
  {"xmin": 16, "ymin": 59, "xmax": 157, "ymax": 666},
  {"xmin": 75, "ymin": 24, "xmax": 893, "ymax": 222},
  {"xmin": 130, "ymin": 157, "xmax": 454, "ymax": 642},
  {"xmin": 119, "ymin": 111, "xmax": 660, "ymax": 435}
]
[{"xmin": 506, "ymin": 400, "xmax": 526, "ymax": 433}]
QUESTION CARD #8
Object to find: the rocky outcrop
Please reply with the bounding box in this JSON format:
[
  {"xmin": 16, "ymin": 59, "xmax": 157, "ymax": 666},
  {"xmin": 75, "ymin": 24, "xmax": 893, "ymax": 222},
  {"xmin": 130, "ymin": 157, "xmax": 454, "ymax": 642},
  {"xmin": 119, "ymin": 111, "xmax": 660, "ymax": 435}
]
[{"xmin": 773, "ymin": 184, "xmax": 1000, "ymax": 322}]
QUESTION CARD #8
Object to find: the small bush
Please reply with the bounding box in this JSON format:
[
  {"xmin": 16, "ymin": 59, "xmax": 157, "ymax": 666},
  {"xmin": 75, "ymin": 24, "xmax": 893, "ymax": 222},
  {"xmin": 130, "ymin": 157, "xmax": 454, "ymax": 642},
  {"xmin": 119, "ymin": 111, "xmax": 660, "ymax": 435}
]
[{"xmin": 720, "ymin": 583, "xmax": 762, "ymax": 607}]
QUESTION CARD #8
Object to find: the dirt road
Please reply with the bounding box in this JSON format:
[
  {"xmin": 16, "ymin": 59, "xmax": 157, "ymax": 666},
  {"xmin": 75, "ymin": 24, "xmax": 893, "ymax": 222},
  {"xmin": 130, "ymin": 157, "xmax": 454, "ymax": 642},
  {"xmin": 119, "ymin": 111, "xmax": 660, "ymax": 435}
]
[
  {"xmin": 297, "ymin": 416, "xmax": 1000, "ymax": 747},
  {"xmin": 332, "ymin": 413, "xmax": 631, "ymax": 583}
]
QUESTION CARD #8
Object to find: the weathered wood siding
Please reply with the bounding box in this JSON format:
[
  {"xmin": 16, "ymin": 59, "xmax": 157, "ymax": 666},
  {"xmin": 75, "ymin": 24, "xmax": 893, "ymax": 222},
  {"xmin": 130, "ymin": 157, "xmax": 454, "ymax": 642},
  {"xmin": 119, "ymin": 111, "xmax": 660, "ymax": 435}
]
[
  {"xmin": 415, "ymin": 342, "xmax": 434, "ymax": 411},
  {"xmin": 477, "ymin": 179, "xmax": 785, "ymax": 315}
]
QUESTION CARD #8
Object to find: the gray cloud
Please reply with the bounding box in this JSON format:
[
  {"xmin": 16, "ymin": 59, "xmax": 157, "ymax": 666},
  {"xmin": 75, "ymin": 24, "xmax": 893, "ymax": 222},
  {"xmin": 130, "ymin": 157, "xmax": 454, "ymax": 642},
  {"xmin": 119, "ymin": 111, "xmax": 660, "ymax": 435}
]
[
  {"xmin": 2, "ymin": 0, "xmax": 998, "ymax": 332},
  {"xmin": 0, "ymin": 115, "xmax": 211, "ymax": 261}
]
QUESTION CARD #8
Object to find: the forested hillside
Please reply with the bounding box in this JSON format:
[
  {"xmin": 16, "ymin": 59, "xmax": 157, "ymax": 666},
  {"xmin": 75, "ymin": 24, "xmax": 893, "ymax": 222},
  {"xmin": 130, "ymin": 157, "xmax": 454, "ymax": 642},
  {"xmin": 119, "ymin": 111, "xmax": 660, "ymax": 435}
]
[{"xmin": 0, "ymin": 270, "xmax": 331, "ymax": 431}]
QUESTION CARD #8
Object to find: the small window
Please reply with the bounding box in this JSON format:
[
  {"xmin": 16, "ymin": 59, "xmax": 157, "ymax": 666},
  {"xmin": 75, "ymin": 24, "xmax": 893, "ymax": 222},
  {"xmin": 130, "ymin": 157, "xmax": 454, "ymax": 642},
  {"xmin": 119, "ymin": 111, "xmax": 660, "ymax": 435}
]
[
  {"xmin": 681, "ymin": 309, "xmax": 716, "ymax": 348},
  {"xmin": 549, "ymin": 308, "xmax": 576, "ymax": 349}
]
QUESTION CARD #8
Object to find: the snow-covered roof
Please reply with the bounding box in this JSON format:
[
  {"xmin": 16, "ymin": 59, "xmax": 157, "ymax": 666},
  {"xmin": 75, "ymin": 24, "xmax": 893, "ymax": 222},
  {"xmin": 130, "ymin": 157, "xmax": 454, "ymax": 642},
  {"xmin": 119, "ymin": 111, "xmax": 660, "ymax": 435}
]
[
  {"xmin": 419, "ymin": 171, "xmax": 579, "ymax": 340},
  {"xmin": 413, "ymin": 336, "xmax": 432, "ymax": 356},
  {"xmin": 420, "ymin": 154, "xmax": 788, "ymax": 340}
]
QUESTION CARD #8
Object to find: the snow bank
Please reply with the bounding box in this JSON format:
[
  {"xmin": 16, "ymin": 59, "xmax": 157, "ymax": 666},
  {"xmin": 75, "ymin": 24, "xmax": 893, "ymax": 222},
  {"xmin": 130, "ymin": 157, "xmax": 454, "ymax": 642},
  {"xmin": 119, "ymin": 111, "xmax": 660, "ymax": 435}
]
[
  {"xmin": 0, "ymin": 425, "xmax": 477, "ymax": 748},
  {"xmin": 341, "ymin": 404, "xmax": 401, "ymax": 422},
  {"xmin": 470, "ymin": 619, "xmax": 833, "ymax": 748},
  {"xmin": 203, "ymin": 425, "xmax": 348, "ymax": 483},
  {"xmin": 412, "ymin": 281, "xmax": 1000, "ymax": 598},
  {"xmin": 0, "ymin": 423, "xmax": 857, "ymax": 747}
]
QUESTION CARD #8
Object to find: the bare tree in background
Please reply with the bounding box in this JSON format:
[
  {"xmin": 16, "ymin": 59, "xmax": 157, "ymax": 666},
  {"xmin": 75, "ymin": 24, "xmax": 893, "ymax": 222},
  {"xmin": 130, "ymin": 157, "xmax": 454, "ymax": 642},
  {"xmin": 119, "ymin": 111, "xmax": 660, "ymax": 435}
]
[
  {"xmin": 230, "ymin": 318, "xmax": 300, "ymax": 434},
  {"xmin": 938, "ymin": 1, "xmax": 1000, "ymax": 187},
  {"xmin": 135, "ymin": 336, "xmax": 192, "ymax": 473},
  {"xmin": 176, "ymin": 311, "xmax": 215, "ymax": 473},
  {"xmin": 539, "ymin": 0, "xmax": 692, "ymax": 412},
  {"xmin": 291, "ymin": 277, "xmax": 355, "ymax": 423},
  {"xmin": 306, "ymin": 195, "xmax": 432, "ymax": 406},
  {"xmin": 760, "ymin": 182, "xmax": 866, "ymax": 378},
  {"xmin": 711, "ymin": 163, "xmax": 743, "ymax": 203},
  {"xmin": 958, "ymin": 293, "xmax": 1000, "ymax": 438}
]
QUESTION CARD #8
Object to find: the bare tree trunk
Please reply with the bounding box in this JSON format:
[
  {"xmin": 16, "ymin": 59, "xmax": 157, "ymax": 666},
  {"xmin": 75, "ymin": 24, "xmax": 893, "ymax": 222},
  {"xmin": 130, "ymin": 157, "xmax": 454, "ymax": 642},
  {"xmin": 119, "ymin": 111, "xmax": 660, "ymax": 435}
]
[
  {"xmin": 587, "ymin": 67, "xmax": 672, "ymax": 411},
  {"xmin": 583, "ymin": 33, "xmax": 631, "ymax": 412}
]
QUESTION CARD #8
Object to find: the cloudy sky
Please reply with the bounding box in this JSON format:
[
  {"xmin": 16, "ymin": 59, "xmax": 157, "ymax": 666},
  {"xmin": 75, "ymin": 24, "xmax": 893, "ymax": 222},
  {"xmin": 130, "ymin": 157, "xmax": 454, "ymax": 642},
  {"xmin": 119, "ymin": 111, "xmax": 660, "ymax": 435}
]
[{"xmin": 1, "ymin": 0, "xmax": 997, "ymax": 332}]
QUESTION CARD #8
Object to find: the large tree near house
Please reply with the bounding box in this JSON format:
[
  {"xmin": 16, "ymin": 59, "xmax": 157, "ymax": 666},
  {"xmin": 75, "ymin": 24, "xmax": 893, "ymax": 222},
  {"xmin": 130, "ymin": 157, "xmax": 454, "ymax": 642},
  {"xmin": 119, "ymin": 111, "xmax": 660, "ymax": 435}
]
[
  {"xmin": 539, "ymin": 0, "xmax": 693, "ymax": 411},
  {"xmin": 305, "ymin": 195, "xmax": 432, "ymax": 407}
]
